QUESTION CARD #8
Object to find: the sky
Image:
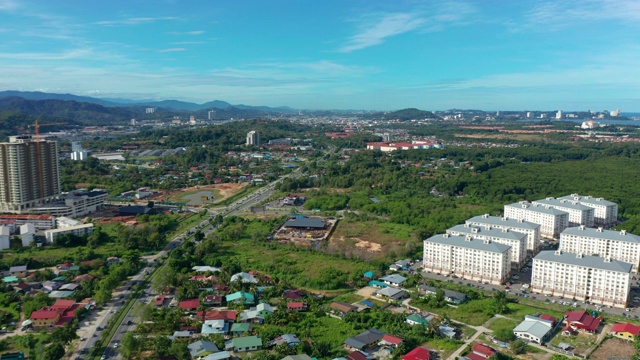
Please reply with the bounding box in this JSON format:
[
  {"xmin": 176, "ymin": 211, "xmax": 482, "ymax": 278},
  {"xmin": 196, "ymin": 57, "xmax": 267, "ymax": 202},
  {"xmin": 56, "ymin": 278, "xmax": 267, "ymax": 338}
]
[{"xmin": 1, "ymin": 0, "xmax": 639, "ymax": 111}]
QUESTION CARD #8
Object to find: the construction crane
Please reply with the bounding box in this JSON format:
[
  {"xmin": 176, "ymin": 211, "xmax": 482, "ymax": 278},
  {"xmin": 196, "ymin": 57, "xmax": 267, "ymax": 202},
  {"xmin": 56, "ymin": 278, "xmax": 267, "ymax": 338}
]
[{"xmin": 28, "ymin": 120, "xmax": 68, "ymax": 198}]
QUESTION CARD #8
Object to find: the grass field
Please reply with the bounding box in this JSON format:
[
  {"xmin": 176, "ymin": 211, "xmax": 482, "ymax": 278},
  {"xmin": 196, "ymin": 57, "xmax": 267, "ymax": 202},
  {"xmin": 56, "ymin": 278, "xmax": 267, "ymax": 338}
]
[
  {"xmin": 167, "ymin": 188, "xmax": 221, "ymax": 205},
  {"xmin": 423, "ymin": 338, "xmax": 464, "ymax": 359},
  {"xmin": 412, "ymin": 298, "xmax": 495, "ymax": 326},
  {"xmin": 486, "ymin": 317, "xmax": 518, "ymax": 332},
  {"xmin": 330, "ymin": 219, "xmax": 419, "ymax": 261}
]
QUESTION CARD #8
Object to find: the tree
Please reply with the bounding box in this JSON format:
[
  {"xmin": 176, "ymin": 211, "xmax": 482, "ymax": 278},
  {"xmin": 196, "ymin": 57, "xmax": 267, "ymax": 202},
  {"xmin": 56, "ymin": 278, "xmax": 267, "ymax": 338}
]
[
  {"xmin": 194, "ymin": 230, "xmax": 205, "ymax": 242},
  {"xmin": 510, "ymin": 339, "xmax": 526, "ymax": 354},
  {"xmin": 120, "ymin": 332, "xmax": 139, "ymax": 359},
  {"xmin": 44, "ymin": 343, "xmax": 65, "ymax": 360},
  {"xmin": 493, "ymin": 328, "xmax": 516, "ymax": 342}
]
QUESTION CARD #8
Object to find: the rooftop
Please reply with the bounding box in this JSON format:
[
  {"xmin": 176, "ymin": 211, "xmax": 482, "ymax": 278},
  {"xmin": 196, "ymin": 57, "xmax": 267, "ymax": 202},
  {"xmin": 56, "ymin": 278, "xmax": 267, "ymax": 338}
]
[
  {"xmin": 447, "ymin": 224, "xmax": 527, "ymax": 242},
  {"xmin": 424, "ymin": 233, "xmax": 511, "ymax": 254},
  {"xmin": 562, "ymin": 226, "xmax": 640, "ymax": 243},
  {"xmin": 283, "ymin": 217, "xmax": 325, "ymax": 229},
  {"xmin": 535, "ymin": 250, "xmax": 633, "ymax": 273},
  {"xmin": 506, "ymin": 201, "xmax": 570, "ymax": 216},
  {"xmin": 466, "ymin": 214, "xmax": 540, "ymax": 230},
  {"xmin": 557, "ymin": 194, "xmax": 616, "ymax": 206},
  {"xmin": 533, "ymin": 198, "xmax": 595, "ymax": 211}
]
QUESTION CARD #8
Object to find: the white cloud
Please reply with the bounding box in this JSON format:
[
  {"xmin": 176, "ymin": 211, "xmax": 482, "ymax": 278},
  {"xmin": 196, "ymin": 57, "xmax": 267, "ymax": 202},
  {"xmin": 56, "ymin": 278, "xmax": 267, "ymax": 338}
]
[
  {"xmin": 170, "ymin": 41, "xmax": 205, "ymax": 45},
  {"xmin": 95, "ymin": 17, "xmax": 179, "ymax": 26},
  {"xmin": 0, "ymin": 0, "xmax": 19, "ymax": 11},
  {"xmin": 339, "ymin": 13, "xmax": 425, "ymax": 52},
  {"xmin": 0, "ymin": 48, "xmax": 93, "ymax": 60},
  {"xmin": 157, "ymin": 47, "xmax": 187, "ymax": 53},
  {"xmin": 168, "ymin": 30, "xmax": 205, "ymax": 35}
]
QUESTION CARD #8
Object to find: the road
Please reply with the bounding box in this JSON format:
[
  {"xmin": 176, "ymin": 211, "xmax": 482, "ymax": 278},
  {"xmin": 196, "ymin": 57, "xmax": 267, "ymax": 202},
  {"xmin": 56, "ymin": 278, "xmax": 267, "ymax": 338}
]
[{"xmin": 92, "ymin": 170, "xmax": 300, "ymax": 360}]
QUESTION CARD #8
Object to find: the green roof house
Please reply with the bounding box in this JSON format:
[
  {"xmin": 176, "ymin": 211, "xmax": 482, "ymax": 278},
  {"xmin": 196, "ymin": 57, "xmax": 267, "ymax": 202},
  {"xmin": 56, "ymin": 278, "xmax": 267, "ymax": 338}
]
[{"xmin": 225, "ymin": 336, "xmax": 262, "ymax": 352}]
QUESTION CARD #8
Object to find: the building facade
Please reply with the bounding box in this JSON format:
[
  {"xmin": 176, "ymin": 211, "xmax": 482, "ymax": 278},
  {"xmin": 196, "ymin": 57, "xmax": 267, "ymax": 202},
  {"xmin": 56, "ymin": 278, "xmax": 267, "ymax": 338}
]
[
  {"xmin": 0, "ymin": 214, "xmax": 55, "ymax": 232},
  {"xmin": 423, "ymin": 233, "xmax": 511, "ymax": 285},
  {"xmin": 557, "ymin": 194, "xmax": 618, "ymax": 227},
  {"xmin": 44, "ymin": 223, "xmax": 94, "ymax": 244},
  {"xmin": 531, "ymin": 250, "xmax": 632, "ymax": 308},
  {"xmin": 504, "ymin": 201, "xmax": 569, "ymax": 239},
  {"xmin": 27, "ymin": 190, "xmax": 108, "ymax": 217},
  {"xmin": 0, "ymin": 135, "xmax": 61, "ymax": 213},
  {"xmin": 532, "ymin": 197, "xmax": 595, "ymax": 227},
  {"xmin": 465, "ymin": 214, "xmax": 541, "ymax": 255},
  {"xmin": 560, "ymin": 226, "xmax": 640, "ymax": 273},
  {"xmin": 447, "ymin": 224, "xmax": 527, "ymax": 268},
  {"xmin": 246, "ymin": 131, "xmax": 259, "ymax": 146}
]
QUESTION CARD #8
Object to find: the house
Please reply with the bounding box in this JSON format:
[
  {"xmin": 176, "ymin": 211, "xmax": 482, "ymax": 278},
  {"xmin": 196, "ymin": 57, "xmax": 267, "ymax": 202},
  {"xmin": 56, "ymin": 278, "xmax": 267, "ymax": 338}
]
[
  {"xmin": 230, "ymin": 323, "xmax": 252, "ymax": 336},
  {"xmin": 8, "ymin": 265, "xmax": 27, "ymax": 278},
  {"xmin": 192, "ymin": 266, "xmax": 221, "ymax": 273},
  {"xmin": 179, "ymin": 299, "xmax": 200, "ymax": 311},
  {"xmin": 402, "ymin": 346, "xmax": 432, "ymax": 360},
  {"xmin": 471, "ymin": 344, "xmax": 496, "ymax": 359},
  {"xmin": 346, "ymin": 351, "xmax": 368, "ymax": 360},
  {"xmin": 405, "ymin": 313, "xmax": 433, "ymax": 326},
  {"xmin": 344, "ymin": 329, "xmax": 385, "ymax": 350},
  {"xmin": 203, "ymin": 295, "xmax": 225, "ymax": 307},
  {"xmin": 2, "ymin": 276, "xmax": 18, "ymax": 284},
  {"xmin": 155, "ymin": 295, "xmax": 166, "ymax": 307},
  {"xmin": 106, "ymin": 257, "xmax": 120, "ymax": 266},
  {"xmin": 389, "ymin": 259, "xmax": 411, "ymax": 271},
  {"xmin": 439, "ymin": 324, "xmax": 457, "ymax": 339},
  {"xmin": 226, "ymin": 291, "xmax": 254, "ymax": 305},
  {"xmin": 30, "ymin": 309, "xmax": 61, "ymax": 330},
  {"xmin": 363, "ymin": 271, "xmax": 375, "ymax": 279},
  {"xmin": 198, "ymin": 310, "xmax": 237, "ymax": 322},
  {"xmin": 418, "ymin": 285, "xmax": 467, "ymax": 304},
  {"xmin": 188, "ymin": 340, "xmax": 219, "ymax": 358},
  {"xmin": 225, "ymin": 336, "xmax": 262, "ymax": 352},
  {"xmin": 202, "ymin": 352, "xmax": 232, "ymax": 360},
  {"xmin": 252, "ymin": 303, "xmax": 274, "ymax": 316},
  {"xmin": 230, "ymin": 272, "xmax": 258, "ymax": 284},
  {"xmin": 282, "ymin": 355, "xmax": 312, "ymax": 360},
  {"xmin": 201, "ymin": 320, "xmax": 229, "ymax": 335},
  {"xmin": 238, "ymin": 310, "xmax": 265, "ymax": 324},
  {"xmin": 379, "ymin": 274, "xmax": 407, "ymax": 287},
  {"xmin": 368, "ymin": 280, "xmax": 388, "ymax": 288},
  {"xmin": 270, "ymin": 334, "xmax": 300, "ymax": 347},
  {"xmin": 513, "ymin": 315, "xmax": 554, "ymax": 343},
  {"xmin": 169, "ymin": 330, "xmax": 194, "ymax": 341},
  {"xmin": 376, "ymin": 287, "xmax": 405, "ymax": 301},
  {"xmin": 73, "ymin": 274, "xmax": 94, "ymax": 284},
  {"xmin": 329, "ymin": 302, "xmax": 357, "ymax": 316},
  {"xmin": 564, "ymin": 310, "xmax": 602, "ymax": 332},
  {"xmin": 282, "ymin": 289, "xmax": 305, "ymax": 300},
  {"xmin": 42, "ymin": 281, "xmax": 61, "ymax": 292},
  {"xmin": 378, "ymin": 334, "xmax": 403, "ymax": 348},
  {"xmin": 287, "ymin": 302, "xmax": 307, "ymax": 312},
  {"xmin": 611, "ymin": 323, "xmax": 640, "ymax": 341}
]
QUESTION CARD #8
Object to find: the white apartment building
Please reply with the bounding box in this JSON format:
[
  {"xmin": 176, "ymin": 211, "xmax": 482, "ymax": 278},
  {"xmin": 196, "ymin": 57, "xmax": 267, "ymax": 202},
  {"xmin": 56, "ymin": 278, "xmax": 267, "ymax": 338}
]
[
  {"xmin": 557, "ymin": 194, "xmax": 618, "ymax": 227},
  {"xmin": 531, "ymin": 250, "xmax": 632, "ymax": 308},
  {"xmin": 465, "ymin": 214, "xmax": 541, "ymax": 255},
  {"xmin": 246, "ymin": 131, "xmax": 259, "ymax": 146},
  {"xmin": 560, "ymin": 226, "xmax": 640, "ymax": 273},
  {"xmin": 28, "ymin": 190, "xmax": 108, "ymax": 217},
  {"xmin": 44, "ymin": 223, "xmax": 94, "ymax": 244},
  {"xmin": 504, "ymin": 201, "xmax": 569, "ymax": 239},
  {"xmin": 20, "ymin": 223, "xmax": 35, "ymax": 247},
  {"xmin": 0, "ymin": 214, "xmax": 55, "ymax": 232},
  {"xmin": 0, "ymin": 135, "xmax": 61, "ymax": 213},
  {"xmin": 447, "ymin": 224, "xmax": 527, "ymax": 268},
  {"xmin": 423, "ymin": 233, "xmax": 512, "ymax": 285},
  {"xmin": 532, "ymin": 197, "xmax": 594, "ymax": 227},
  {"xmin": 0, "ymin": 226, "xmax": 10, "ymax": 250}
]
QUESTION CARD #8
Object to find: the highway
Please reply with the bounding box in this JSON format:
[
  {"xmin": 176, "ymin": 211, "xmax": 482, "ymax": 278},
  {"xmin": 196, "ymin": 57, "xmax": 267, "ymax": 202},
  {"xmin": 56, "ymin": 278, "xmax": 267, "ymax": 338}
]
[{"xmin": 90, "ymin": 170, "xmax": 299, "ymax": 360}]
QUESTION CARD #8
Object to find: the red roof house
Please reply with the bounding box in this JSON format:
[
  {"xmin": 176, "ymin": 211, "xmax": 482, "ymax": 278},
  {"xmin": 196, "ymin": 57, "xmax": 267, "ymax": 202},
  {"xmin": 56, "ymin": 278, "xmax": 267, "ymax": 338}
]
[
  {"xmin": 196, "ymin": 310, "xmax": 237, "ymax": 322},
  {"xmin": 287, "ymin": 302, "xmax": 307, "ymax": 311},
  {"xmin": 540, "ymin": 314, "xmax": 557, "ymax": 325},
  {"xmin": 380, "ymin": 334, "xmax": 403, "ymax": 347},
  {"xmin": 611, "ymin": 322, "xmax": 640, "ymax": 340},
  {"xmin": 347, "ymin": 351, "xmax": 367, "ymax": 360},
  {"xmin": 471, "ymin": 344, "xmax": 496, "ymax": 358},
  {"xmin": 402, "ymin": 346, "xmax": 432, "ymax": 360},
  {"xmin": 155, "ymin": 295, "xmax": 166, "ymax": 307},
  {"xmin": 178, "ymin": 298, "xmax": 200, "ymax": 310},
  {"xmin": 564, "ymin": 310, "xmax": 602, "ymax": 332},
  {"xmin": 465, "ymin": 354, "xmax": 488, "ymax": 360}
]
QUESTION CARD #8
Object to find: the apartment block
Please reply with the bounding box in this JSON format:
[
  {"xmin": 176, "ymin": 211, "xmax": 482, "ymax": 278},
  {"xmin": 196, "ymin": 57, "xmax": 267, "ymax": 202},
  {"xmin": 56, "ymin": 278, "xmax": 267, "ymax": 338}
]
[
  {"xmin": 0, "ymin": 214, "xmax": 55, "ymax": 232},
  {"xmin": 504, "ymin": 201, "xmax": 569, "ymax": 239},
  {"xmin": 531, "ymin": 250, "xmax": 632, "ymax": 308},
  {"xmin": 465, "ymin": 214, "xmax": 541, "ymax": 255},
  {"xmin": 560, "ymin": 226, "xmax": 640, "ymax": 273},
  {"xmin": 28, "ymin": 190, "xmax": 108, "ymax": 217},
  {"xmin": 44, "ymin": 223, "xmax": 94, "ymax": 244},
  {"xmin": 532, "ymin": 197, "xmax": 595, "ymax": 227},
  {"xmin": 423, "ymin": 233, "xmax": 511, "ymax": 285},
  {"xmin": 557, "ymin": 194, "xmax": 618, "ymax": 227},
  {"xmin": 0, "ymin": 135, "xmax": 61, "ymax": 213},
  {"xmin": 246, "ymin": 131, "xmax": 259, "ymax": 146},
  {"xmin": 447, "ymin": 224, "xmax": 527, "ymax": 268}
]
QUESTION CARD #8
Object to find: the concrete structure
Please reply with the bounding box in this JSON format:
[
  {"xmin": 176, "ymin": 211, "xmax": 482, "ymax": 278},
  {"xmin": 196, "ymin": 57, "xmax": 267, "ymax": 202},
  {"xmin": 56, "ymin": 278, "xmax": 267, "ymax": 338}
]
[
  {"xmin": 0, "ymin": 135, "xmax": 61, "ymax": 213},
  {"xmin": 0, "ymin": 226, "xmax": 10, "ymax": 250},
  {"xmin": 0, "ymin": 214, "xmax": 55, "ymax": 232},
  {"xmin": 44, "ymin": 223, "xmax": 94, "ymax": 244},
  {"xmin": 423, "ymin": 233, "xmax": 511, "ymax": 285},
  {"xmin": 70, "ymin": 142, "xmax": 88, "ymax": 161},
  {"xmin": 246, "ymin": 131, "xmax": 259, "ymax": 146},
  {"xmin": 504, "ymin": 201, "xmax": 569, "ymax": 239},
  {"xmin": 19, "ymin": 223, "xmax": 35, "ymax": 247},
  {"xmin": 466, "ymin": 214, "xmax": 541, "ymax": 255},
  {"xmin": 531, "ymin": 250, "xmax": 632, "ymax": 308},
  {"xmin": 560, "ymin": 226, "xmax": 640, "ymax": 272},
  {"xmin": 56, "ymin": 217, "xmax": 83, "ymax": 229},
  {"xmin": 447, "ymin": 224, "xmax": 527, "ymax": 268},
  {"xmin": 557, "ymin": 194, "xmax": 618, "ymax": 227},
  {"xmin": 28, "ymin": 189, "xmax": 108, "ymax": 217},
  {"xmin": 532, "ymin": 197, "xmax": 595, "ymax": 227},
  {"xmin": 611, "ymin": 323, "xmax": 640, "ymax": 341},
  {"xmin": 513, "ymin": 315, "xmax": 554, "ymax": 343}
]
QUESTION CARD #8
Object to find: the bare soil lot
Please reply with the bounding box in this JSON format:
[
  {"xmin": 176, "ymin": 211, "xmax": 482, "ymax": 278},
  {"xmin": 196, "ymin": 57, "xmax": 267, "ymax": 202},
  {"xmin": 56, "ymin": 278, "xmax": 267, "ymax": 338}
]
[{"xmin": 589, "ymin": 337, "xmax": 635, "ymax": 360}]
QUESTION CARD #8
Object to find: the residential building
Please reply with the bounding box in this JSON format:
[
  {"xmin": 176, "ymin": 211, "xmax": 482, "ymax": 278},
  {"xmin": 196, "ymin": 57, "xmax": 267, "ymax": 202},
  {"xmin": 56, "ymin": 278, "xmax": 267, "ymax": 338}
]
[
  {"xmin": 402, "ymin": 346, "xmax": 432, "ymax": 360},
  {"xmin": 465, "ymin": 214, "xmax": 541, "ymax": 255},
  {"xmin": 447, "ymin": 224, "xmax": 527, "ymax": 268},
  {"xmin": 188, "ymin": 340, "xmax": 219, "ymax": 359},
  {"xmin": 169, "ymin": 330, "xmax": 194, "ymax": 341},
  {"xmin": 344, "ymin": 329, "xmax": 385, "ymax": 350},
  {"xmin": 282, "ymin": 355, "xmax": 312, "ymax": 360},
  {"xmin": 56, "ymin": 217, "xmax": 83, "ymax": 229},
  {"xmin": 512, "ymin": 315, "xmax": 554, "ymax": 343},
  {"xmin": 0, "ymin": 214, "xmax": 55, "ymax": 232},
  {"xmin": 0, "ymin": 226, "xmax": 9, "ymax": 250},
  {"xmin": 423, "ymin": 234, "xmax": 511, "ymax": 285},
  {"xmin": 557, "ymin": 194, "xmax": 618, "ymax": 227},
  {"xmin": 611, "ymin": 323, "xmax": 640, "ymax": 341},
  {"xmin": 376, "ymin": 287, "xmax": 405, "ymax": 301},
  {"xmin": 0, "ymin": 135, "xmax": 61, "ymax": 213},
  {"xmin": 201, "ymin": 320, "xmax": 229, "ymax": 335},
  {"xmin": 379, "ymin": 274, "xmax": 407, "ymax": 287},
  {"xmin": 417, "ymin": 285, "xmax": 467, "ymax": 304},
  {"xmin": 471, "ymin": 344, "xmax": 497, "ymax": 359},
  {"xmin": 560, "ymin": 226, "xmax": 640, "ymax": 272},
  {"xmin": 28, "ymin": 189, "xmax": 108, "ymax": 217},
  {"xmin": 504, "ymin": 201, "xmax": 569, "ymax": 239},
  {"xmin": 44, "ymin": 223, "xmax": 94, "ymax": 244},
  {"xmin": 230, "ymin": 272, "xmax": 258, "ymax": 284},
  {"xmin": 563, "ymin": 310, "xmax": 602, "ymax": 332},
  {"xmin": 19, "ymin": 223, "xmax": 35, "ymax": 247},
  {"xmin": 329, "ymin": 302, "xmax": 357, "ymax": 316},
  {"xmin": 246, "ymin": 131, "xmax": 259, "ymax": 146},
  {"xmin": 531, "ymin": 250, "xmax": 632, "ymax": 308},
  {"xmin": 532, "ymin": 197, "xmax": 595, "ymax": 227},
  {"xmin": 405, "ymin": 313, "xmax": 432, "ymax": 326},
  {"xmin": 225, "ymin": 291, "xmax": 254, "ymax": 305},
  {"xmin": 8, "ymin": 265, "xmax": 28, "ymax": 278},
  {"xmin": 225, "ymin": 336, "xmax": 262, "ymax": 352}
]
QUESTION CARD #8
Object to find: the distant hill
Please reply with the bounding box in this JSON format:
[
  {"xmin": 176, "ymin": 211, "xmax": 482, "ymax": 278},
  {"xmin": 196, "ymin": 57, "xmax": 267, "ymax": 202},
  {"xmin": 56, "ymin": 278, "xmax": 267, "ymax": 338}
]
[
  {"xmin": 0, "ymin": 90, "xmax": 298, "ymax": 113},
  {"xmin": 383, "ymin": 108, "xmax": 440, "ymax": 121}
]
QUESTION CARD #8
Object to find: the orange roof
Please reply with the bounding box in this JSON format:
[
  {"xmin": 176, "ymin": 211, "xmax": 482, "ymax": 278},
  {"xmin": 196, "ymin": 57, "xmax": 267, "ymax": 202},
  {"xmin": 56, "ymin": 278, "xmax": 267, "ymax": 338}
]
[
  {"xmin": 381, "ymin": 334, "xmax": 403, "ymax": 345},
  {"xmin": 51, "ymin": 299, "xmax": 75, "ymax": 311},
  {"xmin": 612, "ymin": 323, "xmax": 640, "ymax": 336},
  {"xmin": 0, "ymin": 214, "xmax": 54, "ymax": 220},
  {"xmin": 30, "ymin": 310, "xmax": 60, "ymax": 320}
]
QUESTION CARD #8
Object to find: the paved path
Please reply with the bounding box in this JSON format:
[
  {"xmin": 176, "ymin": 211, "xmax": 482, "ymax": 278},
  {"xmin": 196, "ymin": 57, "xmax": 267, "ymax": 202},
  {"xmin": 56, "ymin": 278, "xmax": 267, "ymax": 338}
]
[{"xmin": 447, "ymin": 329, "xmax": 484, "ymax": 360}]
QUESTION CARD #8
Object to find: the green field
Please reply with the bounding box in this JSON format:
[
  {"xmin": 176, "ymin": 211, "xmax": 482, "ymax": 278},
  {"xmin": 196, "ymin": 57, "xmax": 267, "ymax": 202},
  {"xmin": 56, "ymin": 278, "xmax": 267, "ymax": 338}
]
[
  {"xmin": 486, "ymin": 317, "xmax": 518, "ymax": 332},
  {"xmin": 412, "ymin": 298, "xmax": 495, "ymax": 326}
]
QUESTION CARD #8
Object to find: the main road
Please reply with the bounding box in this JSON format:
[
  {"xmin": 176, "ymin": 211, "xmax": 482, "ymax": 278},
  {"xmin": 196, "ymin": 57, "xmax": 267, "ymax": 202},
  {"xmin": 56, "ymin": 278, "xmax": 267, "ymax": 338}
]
[{"xmin": 93, "ymin": 169, "xmax": 300, "ymax": 360}]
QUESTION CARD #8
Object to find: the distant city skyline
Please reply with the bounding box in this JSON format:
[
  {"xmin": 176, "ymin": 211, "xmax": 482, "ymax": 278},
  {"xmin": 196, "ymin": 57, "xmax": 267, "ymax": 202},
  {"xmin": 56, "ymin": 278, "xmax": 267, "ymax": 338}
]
[{"xmin": 0, "ymin": 0, "xmax": 639, "ymax": 111}]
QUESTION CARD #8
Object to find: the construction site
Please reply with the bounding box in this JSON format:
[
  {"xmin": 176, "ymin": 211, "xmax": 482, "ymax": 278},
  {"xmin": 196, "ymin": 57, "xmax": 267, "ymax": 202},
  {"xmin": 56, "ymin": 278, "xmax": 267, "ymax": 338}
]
[{"xmin": 273, "ymin": 216, "xmax": 338, "ymax": 246}]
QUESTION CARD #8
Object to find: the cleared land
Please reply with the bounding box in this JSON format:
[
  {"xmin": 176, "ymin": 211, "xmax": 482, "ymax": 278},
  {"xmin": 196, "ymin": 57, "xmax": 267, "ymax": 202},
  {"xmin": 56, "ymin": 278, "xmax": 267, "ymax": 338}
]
[
  {"xmin": 165, "ymin": 183, "xmax": 246, "ymax": 205},
  {"xmin": 329, "ymin": 220, "xmax": 418, "ymax": 261},
  {"xmin": 589, "ymin": 337, "xmax": 635, "ymax": 360}
]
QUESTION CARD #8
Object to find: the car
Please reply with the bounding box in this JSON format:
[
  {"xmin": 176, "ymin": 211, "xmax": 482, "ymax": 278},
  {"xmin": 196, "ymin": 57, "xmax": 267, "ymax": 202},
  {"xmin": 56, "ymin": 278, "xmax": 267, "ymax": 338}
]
[
  {"xmin": 127, "ymin": 320, "xmax": 132, "ymax": 325},
  {"xmin": 114, "ymin": 343, "xmax": 119, "ymax": 348},
  {"xmin": 80, "ymin": 337, "xmax": 86, "ymax": 341},
  {"xmin": 101, "ymin": 356, "xmax": 107, "ymax": 360}
]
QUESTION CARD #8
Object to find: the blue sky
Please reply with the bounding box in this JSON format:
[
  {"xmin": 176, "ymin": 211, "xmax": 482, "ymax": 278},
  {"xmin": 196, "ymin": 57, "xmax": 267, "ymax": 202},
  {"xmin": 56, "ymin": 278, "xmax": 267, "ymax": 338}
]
[{"xmin": 1, "ymin": 0, "xmax": 639, "ymax": 111}]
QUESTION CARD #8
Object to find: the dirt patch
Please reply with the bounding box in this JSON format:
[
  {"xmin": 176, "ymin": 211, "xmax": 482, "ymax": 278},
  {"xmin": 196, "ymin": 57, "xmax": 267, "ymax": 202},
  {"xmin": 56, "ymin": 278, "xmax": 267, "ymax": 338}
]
[
  {"xmin": 589, "ymin": 337, "xmax": 635, "ymax": 360},
  {"xmin": 165, "ymin": 183, "xmax": 247, "ymax": 205},
  {"xmin": 355, "ymin": 286, "xmax": 378, "ymax": 298},
  {"xmin": 355, "ymin": 239, "xmax": 382, "ymax": 252}
]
